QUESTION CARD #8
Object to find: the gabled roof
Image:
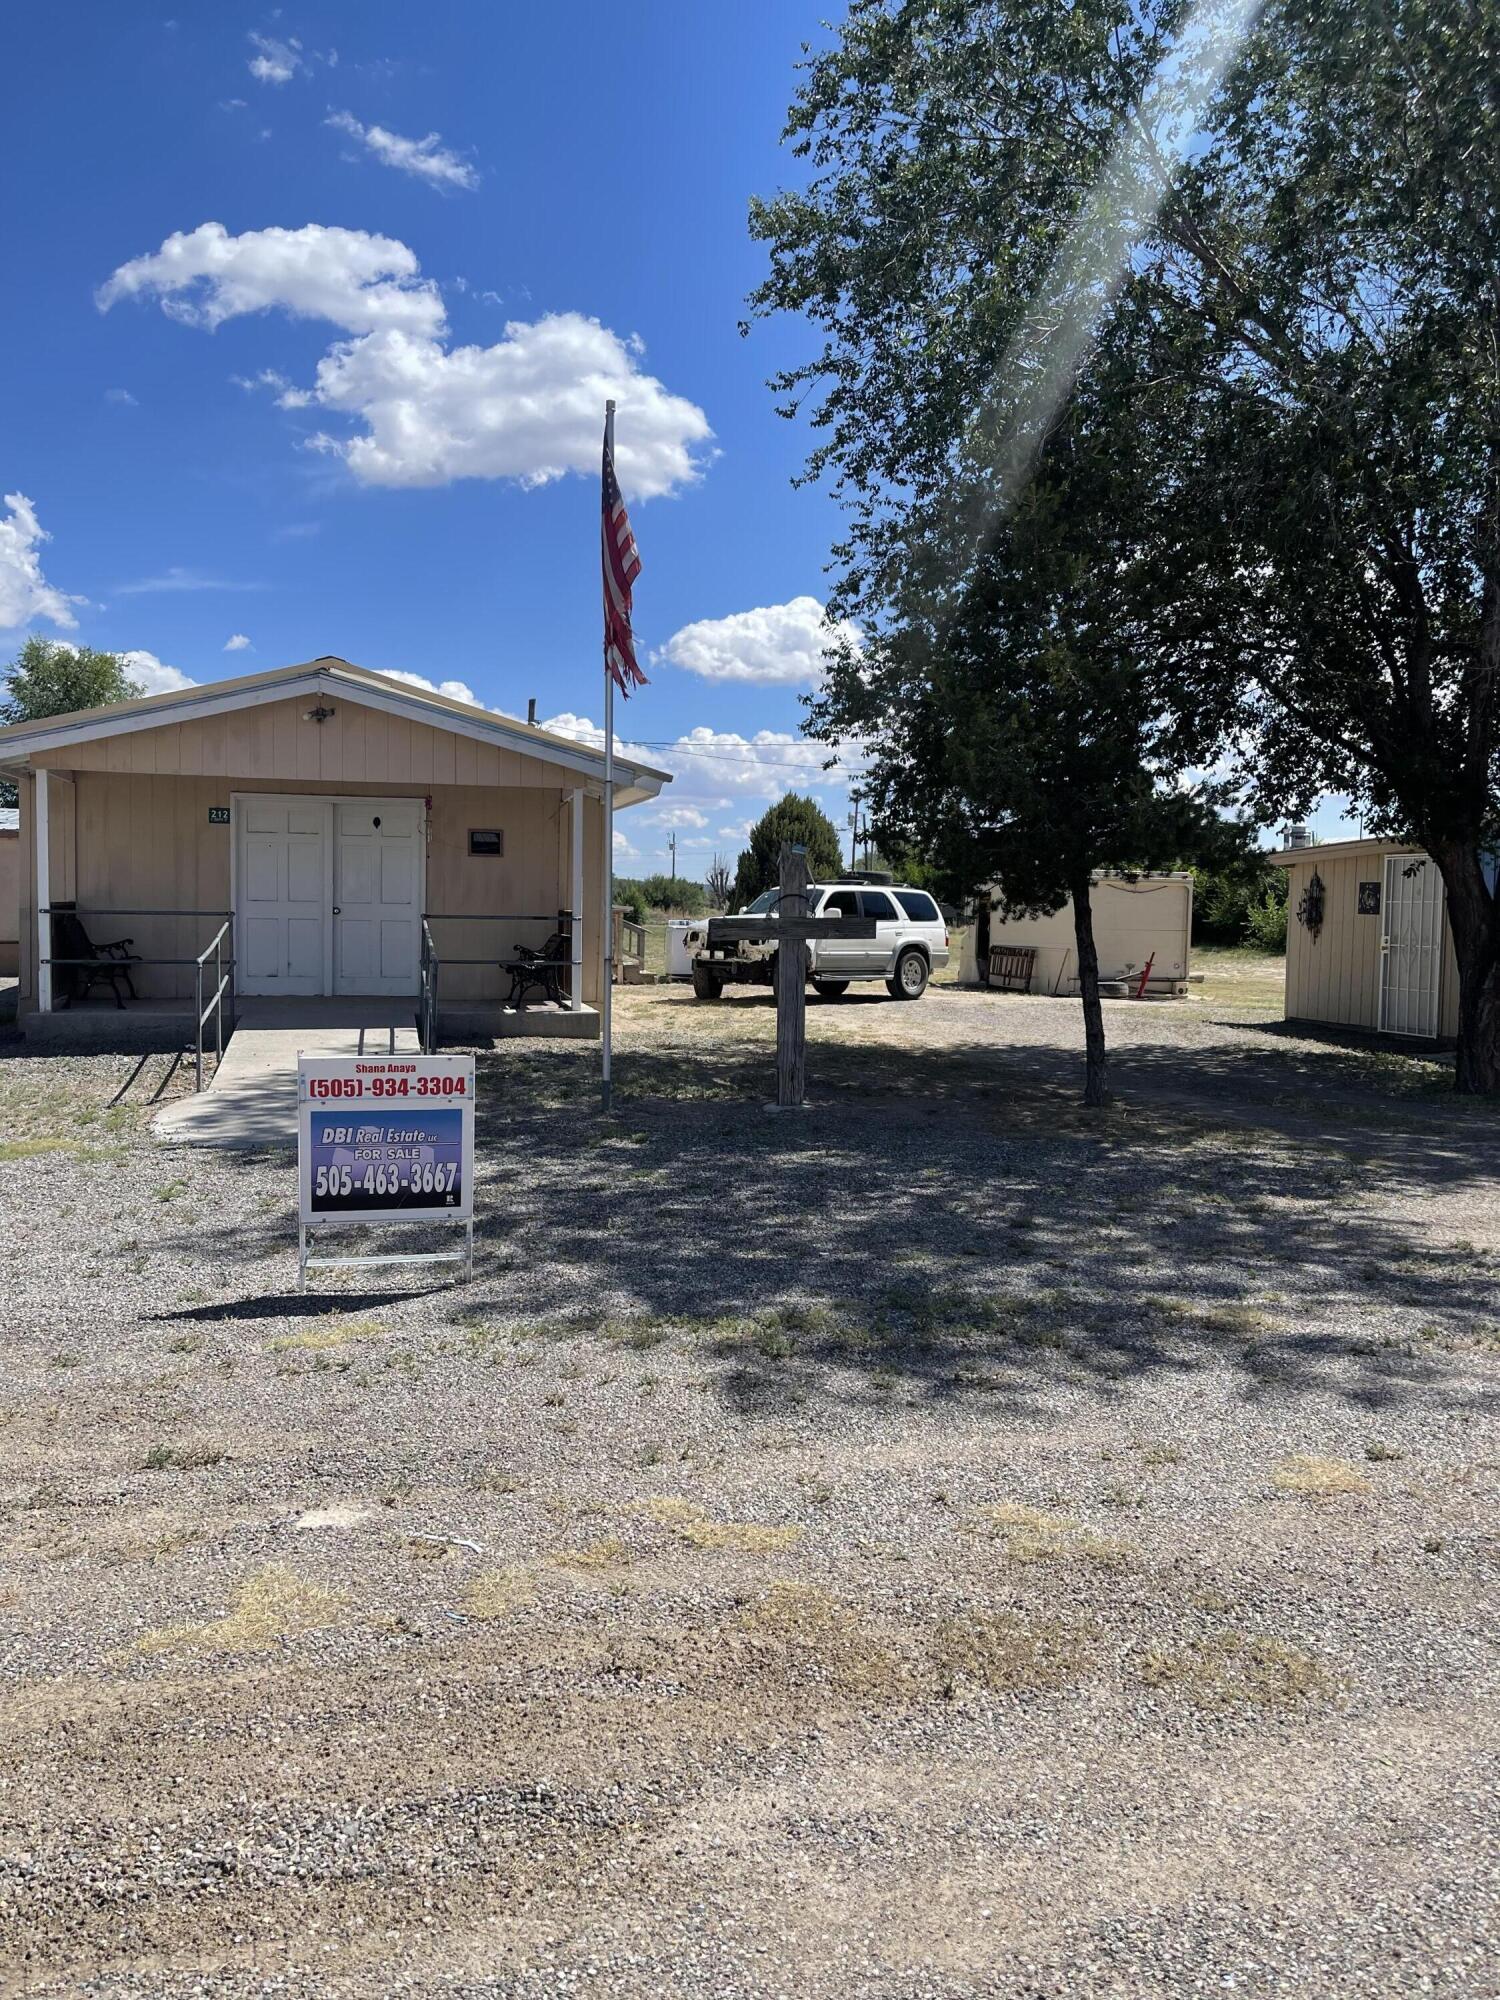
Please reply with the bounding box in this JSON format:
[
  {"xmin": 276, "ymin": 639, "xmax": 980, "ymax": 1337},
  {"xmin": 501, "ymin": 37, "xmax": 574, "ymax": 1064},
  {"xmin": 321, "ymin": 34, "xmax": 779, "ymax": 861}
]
[{"xmin": 0, "ymin": 656, "xmax": 669, "ymax": 807}]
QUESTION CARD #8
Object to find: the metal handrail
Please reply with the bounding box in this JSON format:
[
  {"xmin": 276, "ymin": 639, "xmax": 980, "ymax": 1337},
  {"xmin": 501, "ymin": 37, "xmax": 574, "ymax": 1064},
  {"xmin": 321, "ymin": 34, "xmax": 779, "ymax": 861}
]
[
  {"xmin": 193, "ymin": 921, "xmax": 235, "ymax": 1091},
  {"xmin": 419, "ymin": 919, "xmax": 440, "ymax": 1053}
]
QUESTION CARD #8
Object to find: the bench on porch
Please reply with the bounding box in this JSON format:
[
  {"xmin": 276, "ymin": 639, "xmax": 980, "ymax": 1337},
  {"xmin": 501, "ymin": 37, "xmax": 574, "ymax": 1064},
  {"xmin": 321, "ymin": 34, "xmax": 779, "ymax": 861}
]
[
  {"xmin": 500, "ymin": 929, "xmax": 572, "ymax": 1009},
  {"xmin": 49, "ymin": 904, "xmax": 142, "ymax": 1009}
]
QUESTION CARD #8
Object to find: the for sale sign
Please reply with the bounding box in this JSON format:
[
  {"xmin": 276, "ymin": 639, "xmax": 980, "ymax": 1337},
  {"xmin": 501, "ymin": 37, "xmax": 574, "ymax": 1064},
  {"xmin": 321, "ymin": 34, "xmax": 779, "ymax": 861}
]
[{"xmin": 297, "ymin": 1054, "xmax": 475, "ymax": 1228}]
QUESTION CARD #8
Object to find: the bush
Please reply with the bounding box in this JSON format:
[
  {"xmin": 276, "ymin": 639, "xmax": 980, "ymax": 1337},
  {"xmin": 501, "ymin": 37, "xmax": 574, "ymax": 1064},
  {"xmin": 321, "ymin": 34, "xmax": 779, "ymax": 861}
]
[
  {"xmin": 637, "ymin": 874, "xmax": 708, "ymax": 916},
  {"xmin": 1243, "ymin": 878, "xmax": 1289, "ymax": 951},
  {"xmin": 613, "ymin": 877, "xmax": 648, "ymax": 924},
  {"xmin": 1192, "ymin": 861, "xmax": 1287, "ymax": 949}
]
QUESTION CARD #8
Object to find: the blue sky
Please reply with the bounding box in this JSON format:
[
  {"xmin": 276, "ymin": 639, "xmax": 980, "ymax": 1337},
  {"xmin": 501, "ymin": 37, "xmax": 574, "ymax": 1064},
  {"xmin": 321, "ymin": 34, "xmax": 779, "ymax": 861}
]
[{"xmin": 0, "ymin": 3, "xmax": 1351, "ymax": 872}]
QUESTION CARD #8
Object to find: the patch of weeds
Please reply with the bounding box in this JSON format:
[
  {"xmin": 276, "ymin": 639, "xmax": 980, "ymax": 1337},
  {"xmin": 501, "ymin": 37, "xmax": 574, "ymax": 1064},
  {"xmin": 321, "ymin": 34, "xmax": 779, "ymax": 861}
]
[
  {"xmin": 551, "ymin": 1536, "xmax": 631, "ymax": 1572},
  {"xmin": 755, "ymin": 1324, "xmax": 795, "ymax": 1361},
  {"xmin": 934, "ymin": 1611, "xmax": 1096, "ymax": 1695},
  {"xmin": 639, "ymin": 1442, "xmax": 665, "ymax": 1469},
  {"xmin": 135, "ymin": 1565, "xmax": 344, "ymax": 1655},
  {"xmin": 164, "ymin": 1334, "xmax": 205, "ymax": 1356},
  {"xmin": 143, "ymin": 1442, "xmax": 225, "ymax": 1472},
  {"xmin": 1137, "ymin": 1441, "xmax": 1183, "ymax": 1468},
  {"xmin": 49, "ymin": 1352, "xmax": 82, "ymax": 1370},
  {"xmin": 1272, "ymin": 1454, "xmax": 1372, "ymax": 1498},
  {"xmin": 269, "ymin": 1317, "xmax": 383, "ymax": 1355},
  {"xmin": 1137, "ymin": 1632, "xmax": 1333, "ymax": 1708},
  {"xmin": 464, "ymin": 1566, "xmax": 537, "ymax": 1619},
  {"xmin": 638, "ymin": 1496, "xmax": 802, "ymax": 1554},
  {"xmin": 473, "ymin": 1467, "xmax": 524, "ymax": 1495},
  {"xmin": 153, "ymin": 1179, "xmax": 190, "ymax": 1203},
  {"xmin": 1363, "ymin": 1440, "xmax": 1406, "ymax": 1463},
  {"xmin": 969, "ymin": 1501, "xmax": 1132, "ymax": 1568},
  {"xmin": 0, "ymin": 1138, "xmax": 80, "ymax": 1162},
  {"xmin": 542, "ymin": 1391, "xmax": 567, "ymax": 1408},
  {"xmin": 177, "ymin": 1288, "xmax": 210, "ymax": 1308},
  {"xmin": 736, "ymin": 1581, "xmax": 915, "ymax": 1698}
]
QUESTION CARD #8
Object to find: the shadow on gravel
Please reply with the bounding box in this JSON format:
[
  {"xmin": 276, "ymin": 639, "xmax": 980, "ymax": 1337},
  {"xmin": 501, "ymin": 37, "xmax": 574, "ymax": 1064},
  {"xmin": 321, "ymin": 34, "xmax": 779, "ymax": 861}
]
[{"xmin": 132, "ymin": 1013, "xmax": 1499, "ymax": 1424}]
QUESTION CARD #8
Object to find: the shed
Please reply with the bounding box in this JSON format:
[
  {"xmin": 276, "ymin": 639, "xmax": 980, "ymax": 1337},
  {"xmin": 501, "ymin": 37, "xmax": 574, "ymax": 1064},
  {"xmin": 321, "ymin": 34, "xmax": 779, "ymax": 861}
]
[
  {"xmin": 0, "ymin": 656, "xmax": 669, "ymax": 1044},
  {"xmin": 960, "ymin": 873, "xmax": 1194, "ymax": 995},
  {"xmin": 1268, "ymin": 837, "xmax": 1459, "ymax": 1040}
]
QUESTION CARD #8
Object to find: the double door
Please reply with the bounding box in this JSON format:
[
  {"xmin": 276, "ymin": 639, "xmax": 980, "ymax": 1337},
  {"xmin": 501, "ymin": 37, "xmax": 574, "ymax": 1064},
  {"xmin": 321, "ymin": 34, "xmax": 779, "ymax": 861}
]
[{"xmin": 236, "ymin": 796, "xmax": 423, "ymax": 997}]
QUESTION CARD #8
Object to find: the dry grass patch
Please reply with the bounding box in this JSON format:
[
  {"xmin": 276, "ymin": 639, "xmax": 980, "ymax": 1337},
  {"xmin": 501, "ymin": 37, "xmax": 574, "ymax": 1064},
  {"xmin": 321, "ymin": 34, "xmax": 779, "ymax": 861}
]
[
  {"xmin": 1137, "ymin": 1632, "xmax": 1334, "ymax": 1708},
  {"xmin": 142, "ymin": 1442, "xmax": 225, "ymax": 1473},
  {"xmin": 969, "ymin": 1501, "xmax": 1132, "ymax": 1568},
  {"xmin": 638, "ymin": 1496, "xmax": 803, "ymax": 1554},
  {"xmin": 1273, "ymin": 1454, "xmax": 1373, "ymax": 1497},
  {"xmin": 550, "ymin": 1536, "xmax": 632, "ymax": 1573},
  {"xmin": 134, "ymin": 1564, "xmax": 344, "ymax": 1656},
  {"xmin": 934, "ymin": 1611, "xmax": 1097, "ymax": 1694},
  {"xmin": 268, "ymin": 1317, "xmax": 384, "ymax": 1355},
  {"xmin": 464, "ymin": 1566, "xmax": 537, "ymax": 1619},
  {"xmin": 735, "ymin": 1581, "xmax": 916, "ymax": 1698}
]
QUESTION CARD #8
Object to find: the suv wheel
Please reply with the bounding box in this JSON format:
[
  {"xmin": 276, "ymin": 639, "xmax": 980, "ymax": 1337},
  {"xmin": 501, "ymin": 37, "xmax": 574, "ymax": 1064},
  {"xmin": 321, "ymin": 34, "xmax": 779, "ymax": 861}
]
[
  {"xmin": 812, "ymin": 979, "xmax": 850, "ymax": 999},
  {"xmin": 887, "ymin": 948, "xmax": 929, "ymax": 1001},
  {"xmin": 691, "ymin": 961, "xmax": 725, "ymax": 1001}
]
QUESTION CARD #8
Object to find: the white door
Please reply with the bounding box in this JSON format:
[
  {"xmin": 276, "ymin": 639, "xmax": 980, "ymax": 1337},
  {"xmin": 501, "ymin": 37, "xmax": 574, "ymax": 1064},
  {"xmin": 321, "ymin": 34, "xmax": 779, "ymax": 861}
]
[
  {"xmin": 237, "ymin": 801, "xmax": 331, "ymax": 997},
  {"xmin": 812, "ymin": 888, "xmax": 867, "ymax": 980},
  {"xmin": 333, "ymin": 800, "xmax": 423, "ymax": 996},
  {"xmin": 1380, "ymin": 853, "xmax": 1444, "ymax": 1038}
]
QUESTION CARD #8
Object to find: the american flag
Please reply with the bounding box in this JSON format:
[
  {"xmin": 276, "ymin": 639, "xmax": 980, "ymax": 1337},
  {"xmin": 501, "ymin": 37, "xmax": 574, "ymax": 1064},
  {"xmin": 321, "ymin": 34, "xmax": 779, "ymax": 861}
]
[{"xmin": 602, "ymin": 422, "xmax": 646, "ymax": 698}]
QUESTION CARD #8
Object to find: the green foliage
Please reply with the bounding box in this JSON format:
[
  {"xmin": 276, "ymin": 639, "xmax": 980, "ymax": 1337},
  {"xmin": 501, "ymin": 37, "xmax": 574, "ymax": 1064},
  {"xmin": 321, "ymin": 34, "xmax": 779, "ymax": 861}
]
[
  {"xmin": 612, "ymin": 877, "xmax": 648, "ymax": 926},
  {"xmin": 731, "ymin": 794, "xmax": 845, "ymax": 907},
  {"xmin": 1192, "ymin": 864, "xmax": 1288, "ymax": 951},
  {"xmin": 2, "ymin": 639, "xmax": 144, "ymax": 805},
  {"xmin": 750, "ymin": 0, "xmax": 1500, "ymax": 1088},
  {"xmin": 636, "ymin": 873, "xmax": 707, "ymax": 916}
]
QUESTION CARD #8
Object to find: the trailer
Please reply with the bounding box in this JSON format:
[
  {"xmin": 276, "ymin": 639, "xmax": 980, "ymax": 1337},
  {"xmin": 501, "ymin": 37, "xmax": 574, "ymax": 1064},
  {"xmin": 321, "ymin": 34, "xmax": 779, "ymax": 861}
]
[{"xmin": 961, "ymin": 872, "xmax": 1193, "ymax": 997}]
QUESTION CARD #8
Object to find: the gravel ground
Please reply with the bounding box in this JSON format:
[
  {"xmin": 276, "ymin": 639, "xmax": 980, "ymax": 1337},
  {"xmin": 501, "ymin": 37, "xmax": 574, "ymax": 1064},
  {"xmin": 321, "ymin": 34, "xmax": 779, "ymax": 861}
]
[{"xmin": 0, "ymin": 965, "xmax": 1496, "ymax": 1997}]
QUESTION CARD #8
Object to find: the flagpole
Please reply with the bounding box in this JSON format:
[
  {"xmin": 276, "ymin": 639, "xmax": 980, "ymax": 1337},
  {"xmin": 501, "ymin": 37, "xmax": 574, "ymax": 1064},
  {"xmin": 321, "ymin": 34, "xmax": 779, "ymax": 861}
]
[{"xmin": 601, "ymin": 398, "xmax": 616, "ymax": 1116}]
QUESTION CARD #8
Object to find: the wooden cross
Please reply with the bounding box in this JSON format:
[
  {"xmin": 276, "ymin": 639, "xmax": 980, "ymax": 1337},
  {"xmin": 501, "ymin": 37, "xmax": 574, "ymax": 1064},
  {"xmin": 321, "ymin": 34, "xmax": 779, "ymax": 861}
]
[{"xmin": 706, "ymin": 842, "xmax": 876, "ymax": 1108}]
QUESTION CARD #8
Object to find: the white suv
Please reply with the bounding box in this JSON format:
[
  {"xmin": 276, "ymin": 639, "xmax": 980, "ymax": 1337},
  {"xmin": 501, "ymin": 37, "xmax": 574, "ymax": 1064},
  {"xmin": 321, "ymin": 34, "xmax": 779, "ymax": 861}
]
[{"xmin": 689, "ymin": 881, "xmax": 950, "ymax": 1002}]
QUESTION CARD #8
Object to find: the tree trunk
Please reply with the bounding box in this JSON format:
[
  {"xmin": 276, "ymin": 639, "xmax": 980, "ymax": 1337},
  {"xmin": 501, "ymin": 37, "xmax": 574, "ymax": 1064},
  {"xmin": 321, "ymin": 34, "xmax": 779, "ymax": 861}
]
[
  {"xmin": 1434, "ymin": 844, "xmax": 1500, "ymax": 1094},
  {"xmin": 1072, "ymin": 874, "xmax": 1110, "ymax": 1108}
]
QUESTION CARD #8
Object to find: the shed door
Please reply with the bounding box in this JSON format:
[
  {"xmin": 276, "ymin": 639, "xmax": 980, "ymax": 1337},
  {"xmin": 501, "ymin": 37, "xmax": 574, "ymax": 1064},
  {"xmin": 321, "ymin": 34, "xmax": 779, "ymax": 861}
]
[
  {"xmin": 333, "ymin": 801, "xmax": 423, "ymax": 996},
  {"xmin": 1379, "ymin": 853, "xmax": 1444, "ymax": 1038},
  {"xmin": 237, "ymin": 801, "xmax": 331, "ymax": 997}
]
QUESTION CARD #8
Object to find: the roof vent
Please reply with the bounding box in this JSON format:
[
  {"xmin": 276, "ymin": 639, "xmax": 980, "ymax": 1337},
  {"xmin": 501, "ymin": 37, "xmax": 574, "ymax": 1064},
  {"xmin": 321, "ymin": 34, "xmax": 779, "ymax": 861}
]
[{"xmin": 1285, "ymin": 824, "xmax": 1315, "ymax": 848}]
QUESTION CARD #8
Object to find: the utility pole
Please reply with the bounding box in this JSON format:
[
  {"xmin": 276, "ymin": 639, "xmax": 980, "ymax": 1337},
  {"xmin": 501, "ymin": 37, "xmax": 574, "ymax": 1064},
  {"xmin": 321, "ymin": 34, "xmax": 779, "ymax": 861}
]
[
  {"xmin": 848, "ymin": 798, "xmax": 860, "ymax": 874},
  {"xmin": 668, "ymin": 830, "xmax": 678, "ymax": 881}
]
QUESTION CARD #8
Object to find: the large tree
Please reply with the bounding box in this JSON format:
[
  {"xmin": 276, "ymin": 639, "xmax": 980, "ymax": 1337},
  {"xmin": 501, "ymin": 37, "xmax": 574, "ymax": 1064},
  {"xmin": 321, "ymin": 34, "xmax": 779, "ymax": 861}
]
[
  {"xmin": 752, "ymin": 0, "xmax": 1500, "ymax": 1091},
  {"xmin": 0, "ymin": 638, "xmax": 143, "ymax": 805},
  {"xmin": 732, "ymin": 794, "xmax": 845, "ymax": 907}
]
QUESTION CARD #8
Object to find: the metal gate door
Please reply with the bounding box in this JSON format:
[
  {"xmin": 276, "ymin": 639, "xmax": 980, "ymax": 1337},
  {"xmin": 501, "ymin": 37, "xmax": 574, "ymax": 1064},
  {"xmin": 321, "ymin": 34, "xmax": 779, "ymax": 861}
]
[{"xmin": 1379, "ymin": 853, "xmax": 1444, "ymax": 1038}]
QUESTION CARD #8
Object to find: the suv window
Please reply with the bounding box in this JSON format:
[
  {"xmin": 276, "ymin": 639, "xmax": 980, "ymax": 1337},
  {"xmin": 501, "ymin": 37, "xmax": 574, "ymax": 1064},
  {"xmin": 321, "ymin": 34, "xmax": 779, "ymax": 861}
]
[
  {"xmin": 821, "ymin": 890, "xmax": 860, "ymax": 916},
  {"xmin": 859, "ymin": 890, "xmax": 900, "ymax": 921},
  {"xmin": 894, "ymin": 890, "xmax": 941, "ymax": 922}
]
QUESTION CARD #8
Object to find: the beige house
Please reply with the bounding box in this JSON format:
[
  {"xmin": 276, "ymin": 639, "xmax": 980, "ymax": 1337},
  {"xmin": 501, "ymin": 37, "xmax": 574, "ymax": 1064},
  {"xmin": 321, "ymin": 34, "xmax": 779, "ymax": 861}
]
[
  {"xmin": 0, "ymin": 656, "xmax": 668, "ymax": 1043},
  {"xmin": 0, "ymin": 807, "xmax": 17, "ymax": 977},
  {"xmin": 1270, "ymin": 836, "xmax": 1461, "ymax": 1040}
]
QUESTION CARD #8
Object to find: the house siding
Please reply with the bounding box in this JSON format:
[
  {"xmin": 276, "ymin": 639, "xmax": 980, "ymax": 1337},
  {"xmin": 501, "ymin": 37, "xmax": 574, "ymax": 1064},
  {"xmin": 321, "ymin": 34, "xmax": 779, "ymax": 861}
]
[{"xmin": 1280, "ymin": 844, "xmax": 1460, "ymax": 1039}]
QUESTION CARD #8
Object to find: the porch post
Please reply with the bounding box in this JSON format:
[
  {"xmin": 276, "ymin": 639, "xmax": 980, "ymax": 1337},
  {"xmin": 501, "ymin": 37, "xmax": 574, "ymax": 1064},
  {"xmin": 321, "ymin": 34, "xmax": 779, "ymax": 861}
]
[
  {"xmin": 570, "ymin": 787, "xmax": 584, "ymax": 1012},
  {"xmin": 35, "ymin": 766, "xmax": 51, "ymax": 1013}
]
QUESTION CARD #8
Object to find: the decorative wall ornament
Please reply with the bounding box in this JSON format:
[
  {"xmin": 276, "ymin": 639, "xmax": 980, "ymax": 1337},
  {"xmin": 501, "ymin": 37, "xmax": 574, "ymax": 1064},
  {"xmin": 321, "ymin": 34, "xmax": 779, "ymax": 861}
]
[
  {"xmin": 1358, "ymin": 880, "xmax": 1381, "ymax": 915},
  {"xmin": 1296, "ymin": 869, "xmax": 1326, "ymax": 940}
]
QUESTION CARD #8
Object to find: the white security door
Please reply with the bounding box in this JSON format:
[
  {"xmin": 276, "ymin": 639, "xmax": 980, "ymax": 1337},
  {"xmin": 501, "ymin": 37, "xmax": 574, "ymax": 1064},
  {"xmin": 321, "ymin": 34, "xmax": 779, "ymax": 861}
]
[
  {"xmin": 1380, "ymin": 853, "xmax": 1445, "ymax": 1038},
  {"xmin": 333, "ymin": 801, "xmax": 423, "ymax": 996},
  {"xmin": 237, "ymin": 801, "xmax": 331, "ymax": 996}
]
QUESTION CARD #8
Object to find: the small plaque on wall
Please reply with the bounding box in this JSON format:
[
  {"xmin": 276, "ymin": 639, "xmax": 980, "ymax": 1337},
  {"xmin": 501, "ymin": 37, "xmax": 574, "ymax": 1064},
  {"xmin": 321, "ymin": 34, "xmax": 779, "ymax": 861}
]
[
  {"xmin": 1358, "ymin": 880, "xmax": 1381, "ymax": 915},
  {"xmin": 468, "ymin": 829, "xmax": 503, "ymax": 857},
  {"xmin": 208, "ymin": 806, "xmax": 230, "ymax": 825}
]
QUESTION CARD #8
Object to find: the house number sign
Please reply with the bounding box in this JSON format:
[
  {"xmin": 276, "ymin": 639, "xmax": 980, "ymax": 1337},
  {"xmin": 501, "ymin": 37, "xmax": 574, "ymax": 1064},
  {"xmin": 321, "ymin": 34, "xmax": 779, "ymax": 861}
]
[{"xmin": 207, "ymin": 806, "xmax": 230, "ymax": 824}]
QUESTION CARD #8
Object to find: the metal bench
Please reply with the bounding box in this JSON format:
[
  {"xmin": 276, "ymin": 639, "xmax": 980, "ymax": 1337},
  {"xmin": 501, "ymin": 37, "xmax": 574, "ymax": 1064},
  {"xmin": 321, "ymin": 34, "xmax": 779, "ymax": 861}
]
[
  {"xmin": 501, "ymin": 930, "xmax": 571, "ymax": 1008},
  {"xmin": 51, "ymin": 904, "xmax": 142, "ymax": 1009}
]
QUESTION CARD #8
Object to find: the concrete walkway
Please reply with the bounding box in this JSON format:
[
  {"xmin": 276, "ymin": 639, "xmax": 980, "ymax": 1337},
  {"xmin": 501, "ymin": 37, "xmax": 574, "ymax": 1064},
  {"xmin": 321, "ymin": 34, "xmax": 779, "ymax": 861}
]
[{"xmin": 153, "ymin": 999, "xmax": 420, "ymax": 1148}]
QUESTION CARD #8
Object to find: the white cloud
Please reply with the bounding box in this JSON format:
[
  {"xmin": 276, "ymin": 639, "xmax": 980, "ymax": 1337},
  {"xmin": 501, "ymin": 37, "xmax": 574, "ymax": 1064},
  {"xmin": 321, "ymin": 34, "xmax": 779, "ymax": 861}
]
[
  {"xmin": 232, "ymin": 367, "xmax": 313, "ymax": 409},
  {"xmin": 382, "ymin": 666, "xmax": 480, "ymax": 706},
  {"xmin": 223, "ymin": 633, "xmax": 252, "ymax": 652},
  {"xmin": 104, "ymin": 387, "xmax": 138, "ymax": 407},
  {"xmin": 117, "ymin": 566, "xmax": 263, "ymax": 596},
  {"xmin": 308, "ymin": 314, "xmax": 710, "ymax": 495},
  {"xmin": 326, "ymin": 110, "xmax": 478, "ymax": 192},
  {"xmin": 98, "ymin": 224, "xmax": 710, "ymax": 498},
  {"xmin": 97, "ymin": 222, "xmax": 446, "ymax": 340},
  {"xmin": 247, "ymin": 31, "xmax": 303, "ymax": 84},
  {"xmin": 119, "ymin": 648, "xmax": 195, "ymax": 695},
  {"xmin": 656, "ymin": 596, "xmax": 858, "ymax": 687},
  {"xmin": 0, "ymin": 494, "xmax": 82, "ymax": 631},
  {"xmin": 612, "ymin": 828, "xmax": 638, "ymax": 859},
  {"xmin": 648, "ymin": 805, "xmax": 709, "ymax": 829}
]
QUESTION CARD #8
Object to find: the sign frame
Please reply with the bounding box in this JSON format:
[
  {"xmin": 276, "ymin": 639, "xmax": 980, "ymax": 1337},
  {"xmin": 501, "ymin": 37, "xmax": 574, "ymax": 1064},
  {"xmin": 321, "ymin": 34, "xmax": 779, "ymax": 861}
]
[{"xmin": 296, "ymin": 1052, "xmax": 475, "ymax": 1291}]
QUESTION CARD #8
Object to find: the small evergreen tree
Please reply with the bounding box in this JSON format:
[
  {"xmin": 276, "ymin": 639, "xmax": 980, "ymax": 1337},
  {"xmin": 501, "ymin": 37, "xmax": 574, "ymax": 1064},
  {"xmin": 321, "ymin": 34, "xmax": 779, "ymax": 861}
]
[{"xmin": 731, "ymin": 794, "xmax": 844, "ymax": 907}]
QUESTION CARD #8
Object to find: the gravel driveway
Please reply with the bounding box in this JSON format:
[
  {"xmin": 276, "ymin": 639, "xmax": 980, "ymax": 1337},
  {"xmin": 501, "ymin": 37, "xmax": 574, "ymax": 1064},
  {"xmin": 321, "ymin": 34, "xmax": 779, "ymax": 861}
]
[{"xmin": 0, "ymin": 966, "xmax": 1495, "ymax": 1997}]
